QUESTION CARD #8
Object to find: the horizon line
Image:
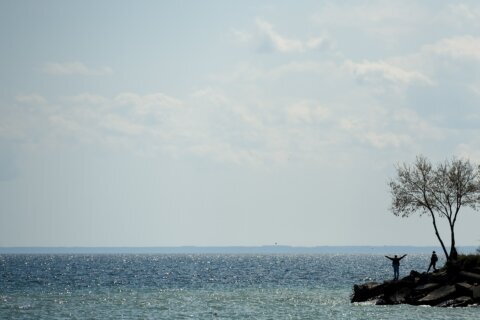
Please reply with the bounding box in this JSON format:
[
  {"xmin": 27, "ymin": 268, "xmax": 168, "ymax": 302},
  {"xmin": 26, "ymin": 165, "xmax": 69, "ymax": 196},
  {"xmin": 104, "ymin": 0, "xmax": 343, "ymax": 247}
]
[
  {"xmin": 1, "ymin": 244, "xmax": 478, "ymax": 248},
  {"xmin": 1, "ymin": 245, "xmax": 477, "ymax": 254}
]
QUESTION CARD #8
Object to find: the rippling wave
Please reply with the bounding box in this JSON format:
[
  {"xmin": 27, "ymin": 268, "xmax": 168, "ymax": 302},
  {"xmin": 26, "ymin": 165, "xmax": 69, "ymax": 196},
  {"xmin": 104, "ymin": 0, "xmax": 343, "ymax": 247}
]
[{"xmin": 0, "ymin": 254, "xmax": 477, "ymax": 319}]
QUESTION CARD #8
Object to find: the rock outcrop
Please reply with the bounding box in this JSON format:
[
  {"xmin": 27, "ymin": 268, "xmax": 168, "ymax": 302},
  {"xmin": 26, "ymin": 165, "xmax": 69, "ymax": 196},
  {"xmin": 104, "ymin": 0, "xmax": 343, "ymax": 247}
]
[{"xmin": 351, "ymin": 267, "xmax": 480, "ymax": 307}]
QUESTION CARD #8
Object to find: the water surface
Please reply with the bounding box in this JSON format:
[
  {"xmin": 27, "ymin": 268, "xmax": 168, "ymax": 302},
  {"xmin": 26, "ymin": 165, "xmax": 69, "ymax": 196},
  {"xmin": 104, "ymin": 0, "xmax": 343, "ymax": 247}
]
[{"xmin": 0, "ymin": 254, "xmax": 477, "ymax": 319}]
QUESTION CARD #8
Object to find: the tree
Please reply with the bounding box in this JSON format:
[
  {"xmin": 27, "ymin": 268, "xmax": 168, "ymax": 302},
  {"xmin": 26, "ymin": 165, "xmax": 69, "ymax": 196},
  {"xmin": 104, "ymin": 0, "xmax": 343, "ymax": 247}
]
[{"xmin": 389, "ymin": 155, "xmax": 480, "ymax": 261}]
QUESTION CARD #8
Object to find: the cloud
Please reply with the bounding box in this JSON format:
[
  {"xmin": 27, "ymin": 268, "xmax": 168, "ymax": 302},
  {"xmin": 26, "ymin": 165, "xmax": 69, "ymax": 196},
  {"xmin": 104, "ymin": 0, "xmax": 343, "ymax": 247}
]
[
  {"xmin": 339, "ymin": 117, "xmax": 412, "ymax": 150},
  {"xmin": 286, "ymin": 100, "xmax": 330, "ymax": 124},
  {"xmin": 0, "ymin": 90, "xmax": 328, "ymax": 166},
  {"xmin": 210, "ymin": 60, "xmax": 338, "ymax": 85},
  {"xmin": 63, "ymin": 93, "xmax": 108, "ymax": 106},
  {"xmin": 337, "ymin": 102, "xmax": 447, "ymax": 151},
  {"xmin": 256, "ymin": 19, "xmax": 305, "ymax": 53},
  {"xmin": 15, "ymin": 92, "xmax": 183, "ymax": 151},
  {"xmin": 457, "ymin": 140, "xmax": 480, "ymax": 163},
  {"xmin": 101, "ymin": 114, "xmax": 146, "ymax": 136},
  {"xmin": 43, "ymin": 62, "xmax": 113, "ymax": 76},
  {"xmin": 2, "ymin": 81, "xmax": 475, "ymax": 169},
  {"xmin": 235, "ymin": 19, "xmax": 332, "ymax": 54},
  {"xmin": 231, "ymin": 29, "xmax": 253, "ymax": 43},
  {"xmin": 343, "ymin": 60, "xmax": 433, "ymax": 86},
  {"xmin": 15, "ymin": 94, "xmax": 47, "ymax": 104},
  {"xmin": 363, "ymin": 131, "xmax": 412, "ymax": 149},
  {"xmin": 312, "ymin": 1, "xmax": 432, "ymax": 38},
  {"xmin": 7, "ymin": 21, "xmax": 480, "ymax": 168},
  {"xmin": 470, "ymin": 83, "xmax": 480, "ymax": 96},
  {"xmin": 423, "ymin": 36, "xmax": 480, "ymax": 61},
  {"xmin": 392, "ymin": 108, "xmax": 444, "ymax": 141},
  {"xmin": 188, "ymin": 142, "xmax": 265, "ymax": 167},
  {"xmin": 115, "ymin": 92, "xmax": 183, "ymax": 117},
  {"xmin": 440, "ymin": 3, "xmax": 480, "ymax": 28}
]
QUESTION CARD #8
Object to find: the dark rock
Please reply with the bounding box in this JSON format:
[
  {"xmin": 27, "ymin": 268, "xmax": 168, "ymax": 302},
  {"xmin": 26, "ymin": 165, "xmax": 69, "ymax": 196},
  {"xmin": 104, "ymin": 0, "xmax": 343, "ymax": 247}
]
[
  {"xmin": 415, "ymin": 283, "xmax": 440, "ymax": 293},
  {"xmin": 459, "ymin": 271, "xmax": 480, "ymax": 283},
  {"xmin": 375, "ymin": 298, "xmax": 388, "ymax": 305},
  {"xmin": 381, "ymin": 280, "xmax": 416, "ymax": 299},
  {"xmin": 351, "ymin": 282, "xmax": 384, "ymax": 303},
  {"xmin": 400, "ymin": 271, "xmax": 419, "ymax": 283},
  {"xmin": 456, "ymin": 282, "xmax": 473, "ymax": 296},
  {"xmin": 407, "ymin": 285, "xmax": 434, "ymax": 305},
  {"xmin": 473, "ymin": 285, "xmax": 480, "ymax": 301},
  {"xmin": 352, "ymin": 262, "xmax": 480, "ymax": 307},
  {"xmin": 429, "ymin": 270, "xmax": 448, "ymax": 283},
  {"xmin": 435, "ymin": 299, "xmax": 456, "ymax": 307},
  {"xmin": 409, "ymin": 270, "xmax": 429, "ymax": 284},
  {"xmin": 410, "ymin": 270, "xmax": 422, "ymax": 277},
  {"xmin": 472, "ymin": 267, "xmax": 480, "ymax": 274},
  {"xmin": 437, "ymin": 296, "xmax": 474, "ymax": 307},
  {"xmin": 452, "ymin": 296, "xmax": 474, "ymax": 307},
  {"xmin": 386, "ymin": 286, "xmax": 412, "ymax": 304},
  {"xmin": 418, "ymin": 285, "xmax": 457, "ymax": 306}
]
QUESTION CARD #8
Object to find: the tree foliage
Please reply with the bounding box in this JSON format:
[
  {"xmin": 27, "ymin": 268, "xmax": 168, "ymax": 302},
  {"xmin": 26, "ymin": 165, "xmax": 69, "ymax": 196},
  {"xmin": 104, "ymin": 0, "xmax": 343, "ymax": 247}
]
[{"xmin": 389, "ymin": 156, "xmax": 480, "ymax": 260}]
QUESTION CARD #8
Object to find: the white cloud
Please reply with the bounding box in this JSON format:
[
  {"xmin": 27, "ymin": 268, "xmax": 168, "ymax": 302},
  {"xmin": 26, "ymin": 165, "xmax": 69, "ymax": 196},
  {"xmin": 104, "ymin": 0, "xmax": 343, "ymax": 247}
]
[
  {"xmin": 312, "ymin": 1, "xmax": 431, "ymax": 38},
  {"xmin": 231, "ymin": 29, "xmax": 253, "ymax": 43},
  {"xmin": 15, "ymin": 92, "xmax": 183, "ymax": 152},
  {"xmin": 189, "ymin": 142, "xmax": 264, "ymax": 167},
  {"xmin": 470, "ymin": 83, "xmax": 480, "ymax": 96},
  {"xmin": 15, "ymin": 94, "xmax": 47, "ymax": 104},
  {"xmin": 256, "ymin": 19, "xmax": 304, "ymax": 53},
  {"xmin": 306, "ymin": 36, "xmax": 330, "ymax": 50},
  {"xmin": 43, "ymin": 62, "xmax": 113, "ymax": 76},
  {"xmin": 115, "ymin": 92, "xmax": 183, "ymax": 117},
  {"xmin": 210, "ymin": 60, "xmax": 338, "ymax": 84},
  {"xmin": 244, "ymin": 19, "xmax": 332, "ymax": 54},
  {"xmin": 191, "ymin": 88, "xmax": 230, "ymax": 106},
  {"xmin": 440, "ymin": 3, "xmax": 480, "ymax": 28},
  {"xmin": 343, "ymin": 60, "xmax": 433, "ymax": 86},
  {"xmin": 269, "ymin": 60, "xmax": 336, "ymax": 78},
  {"xmin": 286, "ymin": 100, "xmax": 330, "ymax": 124},
  {"xmin": 8, "ymin": 22, "xmax": 480, "ymax": 168},
  {"xmin": 363, "ymin": 131, "xmax": 412, "ymax": 149},
  {"xmin": 0, "ymin": 89, "xmax": 330, "ymax": 166},
  {"xmin": 3, "ymin": 91, "xmax": 275, "ymax": 166},
  {"xmin": 456, "ymin": 140, "xmax": 480, "ymax": 163},
  {"xmin": 2, "ymin": 81, "xmax": 474, "ymax": 168},
  {"xmin": 100, "ymin": 114, "xmax": 146, "ymax": 136},
  {"xmin": 423, "ymin": 36, "xmax": 480, "ymax": 61},
  {"xmin": 339, "ymin": 115, "xmax": 414, "ymax": 150},
  {"xmin": 392, "ymin": 108, "xmax": 444, "ymax": 141},
  {"xmin": 64, "ymin": 93, "xmax": 108, "ymax": 105},
  {"xmin": 337, "ymin": 103, "xmax": 447, "ymax": 151}
]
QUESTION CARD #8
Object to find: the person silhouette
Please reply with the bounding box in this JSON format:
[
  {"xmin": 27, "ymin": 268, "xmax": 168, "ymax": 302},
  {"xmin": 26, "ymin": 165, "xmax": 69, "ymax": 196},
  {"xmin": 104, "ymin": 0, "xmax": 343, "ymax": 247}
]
[
  {"xmin": 427, "ymin": 251, "xmax": 438, "ymax": 273},
  {"xmin": 385, "ymin": 254, "xmax": 407, "ymax": 280}
]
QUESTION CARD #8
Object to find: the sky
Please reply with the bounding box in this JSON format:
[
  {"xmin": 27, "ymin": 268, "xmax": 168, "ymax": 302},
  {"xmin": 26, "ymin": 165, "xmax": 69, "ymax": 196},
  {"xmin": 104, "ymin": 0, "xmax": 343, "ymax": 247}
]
[{"xmin": 1, "ymin": 0, "xmax": 480, "ymax": 248}]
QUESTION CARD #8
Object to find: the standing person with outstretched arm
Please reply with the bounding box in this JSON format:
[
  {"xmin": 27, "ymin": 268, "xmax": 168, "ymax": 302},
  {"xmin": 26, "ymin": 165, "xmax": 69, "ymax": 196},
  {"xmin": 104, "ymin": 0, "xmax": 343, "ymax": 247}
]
[{"xmin": 385, "ymin": 254, "xmax": 407, "ymax": 280}]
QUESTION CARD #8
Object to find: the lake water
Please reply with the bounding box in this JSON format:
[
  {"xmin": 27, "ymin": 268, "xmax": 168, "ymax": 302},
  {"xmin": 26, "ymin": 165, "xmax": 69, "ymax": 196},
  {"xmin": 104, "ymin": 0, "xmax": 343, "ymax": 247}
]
[{"xmin": 0, "ymin": 254, "xmax": 478, "ymax": 319}]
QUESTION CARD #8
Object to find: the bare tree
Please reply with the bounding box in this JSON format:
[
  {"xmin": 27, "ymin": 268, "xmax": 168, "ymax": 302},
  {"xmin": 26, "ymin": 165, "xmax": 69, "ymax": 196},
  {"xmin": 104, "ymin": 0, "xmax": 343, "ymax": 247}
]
[{"xmin": 389, "ymin": 156, "xmax": 480, "ymax": 261}]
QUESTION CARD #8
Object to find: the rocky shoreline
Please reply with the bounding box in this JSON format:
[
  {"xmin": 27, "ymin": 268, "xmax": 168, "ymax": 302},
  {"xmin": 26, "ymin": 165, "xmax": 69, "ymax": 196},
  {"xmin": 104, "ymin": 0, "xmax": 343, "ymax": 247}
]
[{"xmin": 351, "ymin": 266, "xmax": 480, "ymax": 307}]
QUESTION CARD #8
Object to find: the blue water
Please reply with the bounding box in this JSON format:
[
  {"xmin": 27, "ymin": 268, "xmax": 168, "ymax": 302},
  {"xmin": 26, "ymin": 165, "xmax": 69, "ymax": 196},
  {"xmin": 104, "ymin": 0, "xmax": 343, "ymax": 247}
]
[{"xmin": 0, "ymin": 254, "xmax": 478, "ymax": 319}]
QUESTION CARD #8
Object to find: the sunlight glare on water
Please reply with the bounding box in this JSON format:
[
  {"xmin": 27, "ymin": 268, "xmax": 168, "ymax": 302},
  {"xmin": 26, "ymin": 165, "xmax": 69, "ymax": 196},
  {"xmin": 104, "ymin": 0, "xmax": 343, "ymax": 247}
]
[{"xmin": 0, "ymin": 254, "xmax": 478, "ymax": 319}]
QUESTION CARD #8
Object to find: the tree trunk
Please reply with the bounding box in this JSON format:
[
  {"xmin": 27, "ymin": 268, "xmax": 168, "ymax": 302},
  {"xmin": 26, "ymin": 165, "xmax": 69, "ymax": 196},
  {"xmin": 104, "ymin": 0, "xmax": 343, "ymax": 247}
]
[
  {"xmin": 449, "ymin": 224, "xmax": 458, "ymax": 261},
  {"xmin": 430, "ymin": 212, "xmax": 449, "ymax": 260}
]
